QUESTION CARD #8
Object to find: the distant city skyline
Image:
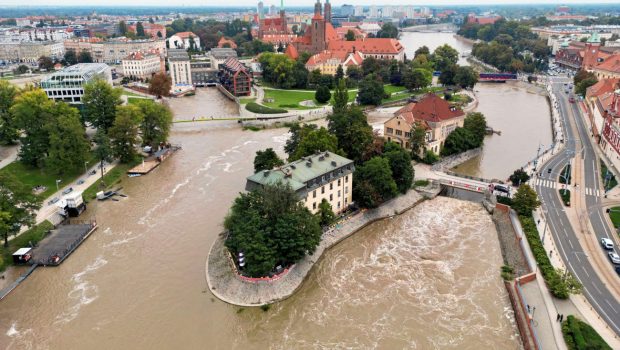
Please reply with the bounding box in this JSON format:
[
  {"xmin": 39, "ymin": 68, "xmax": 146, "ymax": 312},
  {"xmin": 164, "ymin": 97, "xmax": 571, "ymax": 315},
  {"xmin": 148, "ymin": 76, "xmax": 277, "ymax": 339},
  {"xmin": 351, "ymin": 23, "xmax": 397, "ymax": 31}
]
[{"xmin": 0, "ymin": 0, "xmax": 618, "ymax": 8}]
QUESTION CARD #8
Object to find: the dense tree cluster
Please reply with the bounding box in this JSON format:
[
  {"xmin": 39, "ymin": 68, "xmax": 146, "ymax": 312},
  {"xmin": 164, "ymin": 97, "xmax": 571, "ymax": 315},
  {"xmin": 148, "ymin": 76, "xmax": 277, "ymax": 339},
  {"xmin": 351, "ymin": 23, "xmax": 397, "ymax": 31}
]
[
  {"xmin": 224, "ymin": 183, "xmax": 322, "ymax": 278},
  {"xmin": 253, "ymin": 148, "xmax": 284, "ymax": 172},
  {"xmin": 460, "ymin": 19, "xmax": 550, "ymax": 72},
  {"xmin": 440, "ymin": 112, "xmax": 487, "ymax": 156},
  {"xmin": 0, "ymin": 172, "xmax": 41, "ymax": 247},
  {"xmin": 165, "ymin": 18, "xmax": 252, "ymax": 51},
  {"xmin": 573, "ymin": 70, "xmax": 598, "ymax": 97}
]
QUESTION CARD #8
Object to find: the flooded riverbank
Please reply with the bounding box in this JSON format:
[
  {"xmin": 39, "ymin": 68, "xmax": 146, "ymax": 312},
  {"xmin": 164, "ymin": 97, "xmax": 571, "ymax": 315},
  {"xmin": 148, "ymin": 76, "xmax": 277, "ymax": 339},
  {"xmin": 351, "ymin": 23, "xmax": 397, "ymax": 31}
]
[{"xmin": 0, "ymin": 89, "xmax": 520, "ymax": 349}]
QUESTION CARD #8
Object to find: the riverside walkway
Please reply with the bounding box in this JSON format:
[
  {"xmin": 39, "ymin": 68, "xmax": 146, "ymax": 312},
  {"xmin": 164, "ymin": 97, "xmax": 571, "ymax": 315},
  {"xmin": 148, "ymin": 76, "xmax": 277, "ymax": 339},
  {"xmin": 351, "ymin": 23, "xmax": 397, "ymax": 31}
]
[{"xmin": 206, "ymin": 190, "xmax": 424, "ymax": 307}]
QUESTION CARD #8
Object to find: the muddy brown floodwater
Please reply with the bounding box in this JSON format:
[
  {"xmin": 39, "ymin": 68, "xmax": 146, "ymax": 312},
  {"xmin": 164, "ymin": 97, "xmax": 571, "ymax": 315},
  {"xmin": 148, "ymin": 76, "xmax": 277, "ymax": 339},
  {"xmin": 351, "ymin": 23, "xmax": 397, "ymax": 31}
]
[{"xmin": 1, "ymin": 89, "xmax": 520, "ymax": 349}]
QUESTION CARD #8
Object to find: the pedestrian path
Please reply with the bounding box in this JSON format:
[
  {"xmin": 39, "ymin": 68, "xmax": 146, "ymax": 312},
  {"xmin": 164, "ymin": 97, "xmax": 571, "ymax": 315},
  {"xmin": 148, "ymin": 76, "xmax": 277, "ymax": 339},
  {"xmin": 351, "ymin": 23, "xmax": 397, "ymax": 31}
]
[{"xmin": 532, "ymin": 178, "xmax": 601, "ymax": 197}]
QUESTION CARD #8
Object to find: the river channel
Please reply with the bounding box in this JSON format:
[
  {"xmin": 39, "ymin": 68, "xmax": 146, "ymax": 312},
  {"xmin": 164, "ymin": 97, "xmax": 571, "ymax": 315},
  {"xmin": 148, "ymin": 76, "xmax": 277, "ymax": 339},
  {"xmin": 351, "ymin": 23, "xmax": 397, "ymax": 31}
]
[
  {"xmin": 400, "ymin": 32, "xmax": 553, "ymax": 180},
  {"xmin": 0, "ymin": 32, "xmax": 541, "ymax": 349}
]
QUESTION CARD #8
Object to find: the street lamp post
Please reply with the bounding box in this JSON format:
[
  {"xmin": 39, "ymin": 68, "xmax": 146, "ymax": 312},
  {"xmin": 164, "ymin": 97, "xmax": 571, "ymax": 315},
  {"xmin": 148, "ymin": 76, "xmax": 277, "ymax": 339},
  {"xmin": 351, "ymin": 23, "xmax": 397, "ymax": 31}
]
[
  {"xmin": 84, "ymin": 161, "xmax": 88, "ymax": 174},
  {"xmin": 55, "ymin": 179, "xmax": 61, "ymax": 191}
]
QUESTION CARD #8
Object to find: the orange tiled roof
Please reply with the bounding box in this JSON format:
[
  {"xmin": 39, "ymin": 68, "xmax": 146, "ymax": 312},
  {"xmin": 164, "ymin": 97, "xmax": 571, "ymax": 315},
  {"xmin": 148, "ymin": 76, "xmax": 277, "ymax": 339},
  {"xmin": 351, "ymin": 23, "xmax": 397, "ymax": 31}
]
[
  {"xmin": 174, "ymin": 31, "xmax": 196, "ymax": 39},
  {"xmin": 595, "ymin": 54, "xmax": 620, "ymax": 74},
  {"xmin": 395, "ymin": 94, "xmax": 464, "ymax": 124},
  {"xmin": 285, "ymin": 44, "xmax": 299, "ymax": 60},
  {"xmin": 306, "ymin": 50, "xmax": 349, "ymax": 66},
  {"xmin": 327, "ymin": 38, "xmax": 403, "ymax": 55},
  {"xmin": 587, "ymin": 78, "xmax": 620, "ymax": 99}
]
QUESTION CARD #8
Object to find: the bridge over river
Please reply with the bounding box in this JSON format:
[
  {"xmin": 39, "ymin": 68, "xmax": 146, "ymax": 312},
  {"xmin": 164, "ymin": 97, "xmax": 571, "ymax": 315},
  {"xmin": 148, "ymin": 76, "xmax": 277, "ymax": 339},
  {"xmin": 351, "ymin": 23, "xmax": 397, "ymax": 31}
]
[{"xmin": 400, "ymin": 23, "xmax": 458, "ymax": 33}]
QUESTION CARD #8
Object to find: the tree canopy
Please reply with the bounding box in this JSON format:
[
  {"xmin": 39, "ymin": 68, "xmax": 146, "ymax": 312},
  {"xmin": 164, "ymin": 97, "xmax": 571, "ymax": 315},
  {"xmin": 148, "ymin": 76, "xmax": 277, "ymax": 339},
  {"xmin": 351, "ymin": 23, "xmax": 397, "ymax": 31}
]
[
  {"xmin": 0, "ymin": 172, "xmax": 41, "ymax": 247},
  {"xmin": 109, "ymin": 105, "xmax": 143, "ymax": 163},
  {"xmin": 45, "ymin": 102, "xmax": 90, "ymax": 175},
  {"xmin": 82, "ymin": 78, "xmax": 123, "ymax": 132},
  {"xmin": 512, "ymin": 184, "xmax": 540, "ymax": 216},
  {"xmin": 383, "ymin": 142, "xmax": 414, "ymax": 194},
  {"xmin": 0, "ymin": 80, "xmax": 19, "ymax": 145},
  {"xmin": 134, "ymin": 99, "xmax": 173, "ymax": 146},
  {"xmin": 353, "ymin": 157, "xmax": 398, "ymax": 208},
  {"xmin": 357, "ymin": 74, "xmax": 385, "ymax": 105},
  {"xmin": 224, "ymin": 183, "xmax": 322, "ymax": 277},
  {"xmin": 254, "ymin": 148, "xmax": 284, "ymax": 172},
  {"xmin": 149, "ymin": 73, "xmax": 172, "ymax": 98}
]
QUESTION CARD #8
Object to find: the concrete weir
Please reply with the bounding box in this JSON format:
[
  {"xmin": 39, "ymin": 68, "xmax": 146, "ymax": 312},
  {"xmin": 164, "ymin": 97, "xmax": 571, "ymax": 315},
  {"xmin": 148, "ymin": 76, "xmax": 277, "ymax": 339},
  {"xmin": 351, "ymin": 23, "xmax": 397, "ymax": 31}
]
[{"xmin": 205, "ymin": 190, "xmax": 424, "ymax": 307}]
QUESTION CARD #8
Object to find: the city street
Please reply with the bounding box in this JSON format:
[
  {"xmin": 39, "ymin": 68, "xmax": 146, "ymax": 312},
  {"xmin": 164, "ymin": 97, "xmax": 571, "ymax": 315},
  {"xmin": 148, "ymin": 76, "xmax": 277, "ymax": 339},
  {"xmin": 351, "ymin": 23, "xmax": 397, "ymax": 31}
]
[{"xmin": 534, "ymin": 76, "xmax": 620, "ymax": 337}]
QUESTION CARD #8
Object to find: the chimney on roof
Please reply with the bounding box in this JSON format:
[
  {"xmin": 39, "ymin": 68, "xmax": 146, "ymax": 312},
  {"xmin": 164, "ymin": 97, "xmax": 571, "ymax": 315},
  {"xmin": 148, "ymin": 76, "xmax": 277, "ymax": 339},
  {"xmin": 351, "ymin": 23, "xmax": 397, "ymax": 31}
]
[
  {"xmin": 306, "ymin": 161, "xmax": 312, "ymax": 167},
  {"xmin": 331, "ymin": 161, "xmax": 337, "ymax": 167},
  {"xmin": 263, "ymin": 170, "xmax": 270, "ymax": 176}
]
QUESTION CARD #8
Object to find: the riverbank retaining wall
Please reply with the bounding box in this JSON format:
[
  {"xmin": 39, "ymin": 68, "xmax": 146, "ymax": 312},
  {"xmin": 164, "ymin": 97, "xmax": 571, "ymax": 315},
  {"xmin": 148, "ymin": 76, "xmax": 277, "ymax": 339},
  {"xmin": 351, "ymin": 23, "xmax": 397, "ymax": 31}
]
[
  {"xmin": 206, "ymin": 189, "xmax": 424, "ymax": 307},
  {"xmin": 431, "ymin": 147, "xmax": 482, "ymax": 172}
]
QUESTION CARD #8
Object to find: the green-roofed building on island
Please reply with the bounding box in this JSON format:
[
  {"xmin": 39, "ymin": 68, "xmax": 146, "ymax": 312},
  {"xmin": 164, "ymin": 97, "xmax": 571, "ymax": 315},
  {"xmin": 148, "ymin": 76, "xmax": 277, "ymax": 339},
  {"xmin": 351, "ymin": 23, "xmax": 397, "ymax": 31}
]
[{"xmin": 245, "ymin": 151, "xmax": 355, "ymax": 214}]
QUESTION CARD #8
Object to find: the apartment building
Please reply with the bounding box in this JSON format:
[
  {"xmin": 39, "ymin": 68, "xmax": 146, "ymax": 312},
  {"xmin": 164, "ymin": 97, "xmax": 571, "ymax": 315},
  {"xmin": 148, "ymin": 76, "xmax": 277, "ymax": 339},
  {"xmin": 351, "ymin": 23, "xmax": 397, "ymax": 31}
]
[
  {"xmin": 219, "ymin": 57, "xmax": 251, "ymax": 96},
  {"xmin": 64, "ymin": 38, "xmax": 166, "ymax": 64},
  {"xmin": 0, "ymin": 41, "xmax": 65, "ymax": 63},
  {"xmin": 245, "ymin": 151, "xmax": 355, "ymax": 215},
  {"xmin": 40, "ymin": 63, "xmax": 112, "ymax": 104},
  {"xmin": 168, "ymin": 49, "xmax": 192, "ymax": 88},
  {"xmin": 121, "ymin": 52, "xmax": 163, "ymax": 80}
]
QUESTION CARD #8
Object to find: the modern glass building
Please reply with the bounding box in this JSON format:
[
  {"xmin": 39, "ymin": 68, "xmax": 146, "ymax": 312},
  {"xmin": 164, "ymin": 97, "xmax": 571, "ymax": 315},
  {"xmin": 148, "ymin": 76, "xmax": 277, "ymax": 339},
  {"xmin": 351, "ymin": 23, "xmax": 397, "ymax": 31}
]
[{"xmin": 40, "ymin": 63, "xmax": 112, "ymax": 104}]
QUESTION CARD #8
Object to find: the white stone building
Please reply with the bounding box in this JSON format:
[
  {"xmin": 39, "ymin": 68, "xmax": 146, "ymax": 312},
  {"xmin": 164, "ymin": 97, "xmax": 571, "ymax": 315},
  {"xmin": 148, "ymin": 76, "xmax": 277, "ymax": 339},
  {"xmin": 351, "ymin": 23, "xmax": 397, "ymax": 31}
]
[
  {"xmin": 121, "ymin": 52, "xmax": 163, "ymax": 80},
  {"xmin": 40, "ymin": 63, "xmax": 112, "ymax": 104}
]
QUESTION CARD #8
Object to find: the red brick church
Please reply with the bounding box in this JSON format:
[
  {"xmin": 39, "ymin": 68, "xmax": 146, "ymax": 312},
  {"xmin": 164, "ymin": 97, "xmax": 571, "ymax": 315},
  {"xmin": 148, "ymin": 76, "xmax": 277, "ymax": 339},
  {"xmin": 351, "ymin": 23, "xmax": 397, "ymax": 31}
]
[{"xmin": 257, "ymin": 0, "xmax": 296, "ymax": 46}]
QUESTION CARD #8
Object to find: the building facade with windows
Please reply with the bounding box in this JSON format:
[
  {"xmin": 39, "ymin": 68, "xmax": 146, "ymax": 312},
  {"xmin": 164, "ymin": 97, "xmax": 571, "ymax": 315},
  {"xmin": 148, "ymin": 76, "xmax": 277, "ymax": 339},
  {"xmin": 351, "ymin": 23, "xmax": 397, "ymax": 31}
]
[
  {"xmin": 383, "ymin": 94, "xmax": 465, "ymax": 155},
  {"xmin": 219, "ymin": 57, "xmax": 252, "ymax": 96},
  {"xmin": 40, "ymin": 63, "xmax": 112, "ymax": 104},
  {"xmin": 0, "ymin": 41, "xmax": 65, "ymax": 63},
  {"xmin": 245, "ymin": 151, "xmax": 354, "ymax": 214},
  {"xmin": 121, "ymin": 52, "xmax": 163, "ymax": 80},
  {"xmin": 168, "ymin": 49, "xmax": 192, "ymax": 89}
]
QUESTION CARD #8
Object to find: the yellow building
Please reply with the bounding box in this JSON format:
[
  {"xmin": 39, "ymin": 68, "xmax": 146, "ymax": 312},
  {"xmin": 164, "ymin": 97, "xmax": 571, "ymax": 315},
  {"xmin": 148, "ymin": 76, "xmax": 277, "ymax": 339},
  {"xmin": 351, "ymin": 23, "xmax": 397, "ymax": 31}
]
[
  {"xmin": 384, "ymin": 94, "xmax": 465, "ymax": 155},
  {"xmin": 304, "ymin": 50, "xmax": 363, "ymax": 76},
  {"xmin": 245, "ymin": 151, "xmax": 354, "ymax": 214}
]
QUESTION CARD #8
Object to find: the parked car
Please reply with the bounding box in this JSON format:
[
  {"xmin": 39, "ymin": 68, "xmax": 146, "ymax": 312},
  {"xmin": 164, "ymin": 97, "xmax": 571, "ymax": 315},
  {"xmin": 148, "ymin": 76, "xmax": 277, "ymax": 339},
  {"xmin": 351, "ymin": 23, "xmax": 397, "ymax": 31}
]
[
  {"xmin": 77, "ymin": 179, "xmax": 85, "ymax": 185},
  {"xmin": 548, "ymin": 168, "xmax": 552, "ymax": 173},
  {"xmin": 616, "ymin": 265, "xmax": 620, "ymax": 276},
  {"xmin": 608, "ymin": 251, "xmax": 620, "ymax": 264},
  {"xmin": 601, "ymin": 237, "xmax": 614, "ymax": 250},
  {"xmin": 62, "ymin": 187, "xmax": 73, "ymax": 195},
  {"xmin": 48, "ymin": 197, "xmax": 59, "ymax": 205}
]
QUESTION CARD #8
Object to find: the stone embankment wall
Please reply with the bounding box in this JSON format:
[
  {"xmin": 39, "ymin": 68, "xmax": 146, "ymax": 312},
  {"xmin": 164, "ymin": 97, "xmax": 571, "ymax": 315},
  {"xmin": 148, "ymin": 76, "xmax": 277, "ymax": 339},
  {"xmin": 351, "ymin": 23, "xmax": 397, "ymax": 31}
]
[
  {"xmin": 206, "ymin": 190, "xmax": 424, "ymax": 307},
  {"xmin": 431, "ymin": 147, "xmax": 482, "ymax": 172}
]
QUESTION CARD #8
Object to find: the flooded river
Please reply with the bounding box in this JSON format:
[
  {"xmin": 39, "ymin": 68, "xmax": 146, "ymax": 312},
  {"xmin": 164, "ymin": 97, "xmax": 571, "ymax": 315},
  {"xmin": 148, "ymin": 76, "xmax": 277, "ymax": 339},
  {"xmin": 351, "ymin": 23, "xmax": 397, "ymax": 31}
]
[{"xmin": 0, "ymin": 89, "xmax": 520, "ymax": 349}]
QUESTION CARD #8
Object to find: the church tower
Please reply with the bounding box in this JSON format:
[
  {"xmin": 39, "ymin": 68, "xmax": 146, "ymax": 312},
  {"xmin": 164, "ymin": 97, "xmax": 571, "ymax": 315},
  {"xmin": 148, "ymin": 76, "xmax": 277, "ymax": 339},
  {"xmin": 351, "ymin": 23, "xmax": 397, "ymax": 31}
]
[
  {"xmin": 311, "ymin": 0, "xmax": 326, "ymax": 53},
  {"xmin": 314, "ymin": 0, "xmax": 322, "ymax": 16},
  {"xmin": 280, "ymin": 0, "xmax": 287, "ymax": 33},
  {"xmin": 324, "ymin": 0, "xmax": 331, "ymax": 23}
]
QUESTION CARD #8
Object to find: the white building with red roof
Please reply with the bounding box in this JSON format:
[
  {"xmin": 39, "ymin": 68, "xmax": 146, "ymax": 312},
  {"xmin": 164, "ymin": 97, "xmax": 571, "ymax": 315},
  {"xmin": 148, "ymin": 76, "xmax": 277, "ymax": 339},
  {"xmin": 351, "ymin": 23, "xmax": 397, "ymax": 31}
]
[
  {"xmin": 305, "ymin": 49, "xmax": 363, "ymax": 75},
  {"xmin": 121, "ymin": 51, "xmax": 163, "ymax": 80}
]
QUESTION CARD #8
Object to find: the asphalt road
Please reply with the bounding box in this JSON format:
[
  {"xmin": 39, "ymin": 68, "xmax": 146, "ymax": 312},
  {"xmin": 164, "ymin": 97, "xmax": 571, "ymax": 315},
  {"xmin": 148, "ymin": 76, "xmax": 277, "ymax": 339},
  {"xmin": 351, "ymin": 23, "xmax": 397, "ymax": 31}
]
[{"xmin": 534, "ymin": 76, "xmax": 620, "ymax": 336}]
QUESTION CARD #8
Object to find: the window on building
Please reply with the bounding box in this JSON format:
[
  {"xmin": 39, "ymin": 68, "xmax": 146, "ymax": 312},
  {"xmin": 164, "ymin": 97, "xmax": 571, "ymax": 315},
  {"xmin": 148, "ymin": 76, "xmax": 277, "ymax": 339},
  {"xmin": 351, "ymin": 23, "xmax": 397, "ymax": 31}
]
[
  {"xmin": 396, "ymin": 130, "xmax": 402, "ymax": 136},
  {"xmin": 313, "ymin": 190, "xmax": 316, "ymax": 198},
  {"xmin": 313, "ymin": 202, "xmax": 316, "ymax": 210},
  {"xmin": 387, "ymin": 127, "xmax": 393, "ymax": 134},
  {"xmin": 345, "ymin": 175, "xmax": 348, "ymax": 183},
  {"xmin": 330, "ymin": 183, "xmax": 333, "ymax": 190},
  {"xmin": 338, "ymin": 179, "xmax": 341, "ymax": 186},
  {"xmin": 338, "ymin": 190, "xmax": 341, "ymax": 197},
  {"xmin": 330, "ymin": 194, "xmax": 333, "ymax": 201},
  {"xmin": 321, "ymin": 186, "xmax": 325, "ymax": 194},
  {"xmin": 405, "ymin": 132, "xmax": 411, "ymax": 138}
]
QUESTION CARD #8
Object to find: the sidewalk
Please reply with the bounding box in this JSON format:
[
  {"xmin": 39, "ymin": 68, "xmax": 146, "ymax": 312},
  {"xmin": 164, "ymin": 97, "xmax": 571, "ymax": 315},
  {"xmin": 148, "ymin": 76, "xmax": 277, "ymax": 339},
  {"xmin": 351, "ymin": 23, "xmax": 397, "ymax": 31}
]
[{"xmin": 533, "ymin": 207, "xmax": 620, "ymax": 348}]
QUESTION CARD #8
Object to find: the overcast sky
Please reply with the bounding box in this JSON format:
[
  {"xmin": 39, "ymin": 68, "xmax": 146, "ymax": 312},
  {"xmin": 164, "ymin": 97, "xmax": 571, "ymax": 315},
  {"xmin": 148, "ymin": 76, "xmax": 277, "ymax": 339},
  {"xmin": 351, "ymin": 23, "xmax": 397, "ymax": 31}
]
[{"xmin": 0, "ymin": 0, "xmax": 618, "ymax": 7}]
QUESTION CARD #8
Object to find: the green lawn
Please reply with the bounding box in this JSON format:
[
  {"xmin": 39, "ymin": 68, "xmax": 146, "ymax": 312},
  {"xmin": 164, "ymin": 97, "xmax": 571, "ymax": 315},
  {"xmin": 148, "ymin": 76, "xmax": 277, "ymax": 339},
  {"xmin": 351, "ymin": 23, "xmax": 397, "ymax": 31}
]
[
  {"xmin": 0, "ymin": 220, "xmax": 54, "ymax": 272},
  {"xmin": 608, "ymin": 206, "xmax": 620, "ymax": 229},
  {"xmin": 127, "ymin": 97, "xmax": 150, "ymax": 105},
  {"xmin": 122, "ymin": 89, "xmax": 144, "ymax": 97},
  {"xmin": 239, "ymin": 97, "xmax": 256, "ymax": 104},
  {"xmin": 384, "ymin": 84, "xmax": 407, "ymax": 94},
  {"xmin": 262, "ymin": 89, "xmax": 321, "ymax": 109},
  {"xmin": 83, "ymin": 159, "xmax": 140, "ymax": 202},
  {"xmin": 0, "ymin": 156, "xmax": 97, "ymax": 199}
]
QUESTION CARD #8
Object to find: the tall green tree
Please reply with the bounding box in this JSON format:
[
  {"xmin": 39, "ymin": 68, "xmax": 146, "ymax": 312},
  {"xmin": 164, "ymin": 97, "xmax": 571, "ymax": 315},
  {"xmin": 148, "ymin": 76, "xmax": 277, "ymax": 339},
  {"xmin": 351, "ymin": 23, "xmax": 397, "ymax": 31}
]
[
  {"xmin": 38, "ymin": 56, "xmax": 54, "ymax": 71},
  {"xmin": 315, "ymin": 85, "xmax": 331, "ymax": 104},
  {"xmin": 403, "ymin": 68, "xmax": 432, "ymax": 91},
  {"xmin": 149, "ymin": 72, "xmax": 172, "ymax": 99},
  {"xmin": 109, "ymin": 105, "xmax": 143, "ymax": 163},
  {"xmin": 291, "ymin": 127, "xmax": 341, "ymax": 161},
  {"xmin": 83, "ymin": 78, "xmax": 123, "ymax": 132},
  {"xmin": 409, "ymin": 121, "xmax": 427, "ymax": 158},
  {"xmin": 383, "ymin": 142, "xmax": 414, "ymax": 194},
  {"xmin": 345, "ymin": 30, "xmax": 355, "ymax": 41},
  {"xmin": 332, "ymin": 78, "xmax": 349, "ymax": 114},
  {"xmin": 64, "ymin": 49, "xmax": 78, "ymax": 65},
  {"xmin": 440, "ymin": 127, "xmax": 476, "ymax": 156},
  {"xmin": 136, "ymin": 22, "xmax": 146, "ymax": 37},
  {"xmin": 439, "ymin": 64, "xmax": 457, "ymax": 86},
  {"xmin": 327, "ymin": 106, "xmax": 373, "ymax": 164},
  {"xmin": 224, "ymin": 183, "xmax": 322, "ymax": 277},
  {"xmin": 414, "ymin": 45, "xmax": 430, "ymax": 58},
  {"xmin": 45, "ymin": 103, "xmax": 90, "ymax": 175},
  {"xmin": 11, "ymin": 89, "xmax": 56, "ymax": 168},
  {"xmin": 432, "ymin": 44, "xmax": 459, "ymax": 72},
  {"xmin": 254, "ymin": 148, "xmax": 284, "ymax": 172},
  {"xmin": 118, "ymin": 20, "xmax": 128, "ymax": 35},
  {"xmin": 335, "ymin": 64, "xmax": 344, "ymax": 81},
  {"xmin": 377, "ymin": 22, "xmax": 398, "ymax": 38},
  {"xmin": 135, "ymin": 99, "xmax": 173, "ymax": 146},
  {"xmin": 93, "ymin": 129, "xmax": 113, "ymax": 186},
  {"xmin": 317, "ymin": 199, "xmax": 336, "ymax": 226},
  {"xmin": 574, "ymin": 70, "xmax": 597, "ymax": 97},
  {"xmin": 284, "ymin": 123, "xmax": 317, "ymax": 158},
  {"xmin": 78, "ymin": 50, "xmax": 93, "ymax": 63},
  {"xmin": 0, "ymin": 80, "xmax": 19, "ymax": 145},
  {"xmin": 0, "ymin": 173, "xmax": 41, "ymax": 247},
  {"xmin": 454, "ymin": 66, "xmax": 479, "ymax": 89},
  {"xmin": 463, "ymin": 112, "xmax": 487, "ymax": 147},
  {"xmin": 357, "ymin": 74, "xmax": 385, "ymax": 105},
  {"xmin": 512, "ymin": 184, "xmax": 540, "ymax": 216},
  {"xmin": 353, "ymin": 157, "xmax": 398, "ymax": 208}
]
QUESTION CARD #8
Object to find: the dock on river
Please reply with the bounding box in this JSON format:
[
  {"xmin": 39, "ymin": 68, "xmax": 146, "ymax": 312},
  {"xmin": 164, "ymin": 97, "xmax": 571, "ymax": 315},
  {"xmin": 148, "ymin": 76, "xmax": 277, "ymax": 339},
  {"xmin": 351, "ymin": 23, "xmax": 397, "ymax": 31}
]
[
  {"xmin": 127, "ymin": 145, "xmax": 181, "ymax": 175},
  {"xmin": 30, "ymin": 221, "xmax": 98, "ymax": 266}
]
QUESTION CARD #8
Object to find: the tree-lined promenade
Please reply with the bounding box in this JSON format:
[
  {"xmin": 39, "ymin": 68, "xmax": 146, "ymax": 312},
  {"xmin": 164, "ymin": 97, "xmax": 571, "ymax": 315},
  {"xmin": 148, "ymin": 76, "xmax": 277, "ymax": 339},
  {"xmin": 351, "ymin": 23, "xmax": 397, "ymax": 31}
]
[{"xmin": 0, "ymin": 78, "xmax": 172, "ymax": 269}]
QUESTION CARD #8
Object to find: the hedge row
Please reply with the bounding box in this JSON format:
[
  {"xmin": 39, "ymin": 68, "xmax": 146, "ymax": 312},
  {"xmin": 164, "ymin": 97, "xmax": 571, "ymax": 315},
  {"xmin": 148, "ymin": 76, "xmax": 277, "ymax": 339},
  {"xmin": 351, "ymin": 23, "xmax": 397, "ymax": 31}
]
[
  {"xmin": 245, "ymin": 102, "xmax": 288, "ymax": 114},
  {"xmin": 519, "ymin": 216, "xmax": 570, "ymax": 299},
  {"xmin": 562, "ymin": 315, "xmax": 611, "ymax": 350}
]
